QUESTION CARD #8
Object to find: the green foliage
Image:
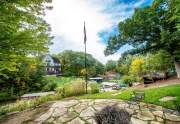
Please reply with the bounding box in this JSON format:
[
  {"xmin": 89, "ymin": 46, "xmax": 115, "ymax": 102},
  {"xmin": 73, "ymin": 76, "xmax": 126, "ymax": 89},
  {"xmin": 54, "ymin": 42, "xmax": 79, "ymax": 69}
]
[
  {"xmin": 0, "ymin": 58, "xmax": 48, "ymax": 95},
  {"xmin": 89, "ymin": 83, "xmax": 99, "ymax": 94},
  {"xmin": 117, "ymin": 51, "xmax": 173, "ymax": 80},
  {"xmin": 105, "ymin": 0, "xmax": 180, "ymax": 76},
  {"xmin": 62, "ymin": 79, "xmax": 86, "ymax": 97},
  {"xmin": 56, "ymin": 50, "xmax": 104, "ymax": 76},
  {"xmin": 0, "ymin": 0, "xmax": 53, "ymax": 78},
  {"xmin": 0, "ymin": 92, "xmax": 16, "ymax": 102},
  {"xmin": 77, "ymin": 84, "xmax": 180, "ymax": 109},
  {"xmin": 105, "ymin": 60, "xmax": 117, "ymax": 72},
  {"xmin": 42, "ymin": 82, "xmax": 57, "ymax": 91},
  {"xmin": 77, "ymin": 90, "xmax": 133, "ymax": 101},
  {"xmin": 145, "ymin": 50, "xmax": 173, "ymax": 73},
  {"xmin": 0, "ymin": 94, "xmax": 61, "ymax": 116},
  {"xmin": 0, "ymin": 0, "xmax": 53, "ymax": 96},
  {"xmin": 143, "ymin": 84, "xmax": 180, "ymax": 109},
  {"xmin": 173, "ymin": 101, "xmax": 180, "ymax": 113},
  {"xmin": 116, "ymin": 55, "xmax": 133, "ymax": 75},
  {"xmin": 45, "ymin": 76, "xmax": 81, "ymax": 87},
  {"xmin": 121, "ymin": 75, "xmax": 135, "ymax": 85}
]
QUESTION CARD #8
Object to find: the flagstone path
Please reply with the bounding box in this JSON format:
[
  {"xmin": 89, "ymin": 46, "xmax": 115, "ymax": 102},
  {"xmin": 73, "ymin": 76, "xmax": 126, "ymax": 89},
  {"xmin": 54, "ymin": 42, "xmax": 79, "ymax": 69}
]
[
  {"xmin": 1, "ymin": 99, "xmax": 180, "ymax": 124},
  {"xmin": 31, "ymin": 99, "xmax": 180, "ymax": 124}
]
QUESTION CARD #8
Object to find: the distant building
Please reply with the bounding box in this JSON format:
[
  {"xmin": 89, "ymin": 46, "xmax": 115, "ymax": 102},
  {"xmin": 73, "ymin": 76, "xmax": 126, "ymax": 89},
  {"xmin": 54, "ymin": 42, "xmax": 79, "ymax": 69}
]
[
  {"xmin": 43, "ymin": 55, "xmax": 61, "ymax": 75},
  {"xmin": 105, "ymin": 71, "xmax": 120, "ymax": 80},
  {"xmin": 89, "ymin": 77, "xmax": 103, "ymax": 83}
]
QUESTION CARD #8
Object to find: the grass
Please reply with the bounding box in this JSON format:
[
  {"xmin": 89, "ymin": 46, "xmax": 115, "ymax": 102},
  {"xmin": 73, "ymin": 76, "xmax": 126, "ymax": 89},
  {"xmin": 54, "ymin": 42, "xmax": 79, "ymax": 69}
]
[
  {"xmin": 143, "ymin": 84, "xmax": 180, "ymax": 109},
  {"xmin": 0, "ymin": 82, "xmax": 179, "ymax": 117},
  {"xmin": 0, "ymin": 93, "xmax": 61, "ymax": 117},
  {"xmin": 45, "ymin": 75, "xmax": 82, "ymax": 87},
  {"xmin": 77, "ymin": 89, "xmax": 133, "ymax": 100},
  {"xmin": 76, "ymin": 84, "xmax": 180, "ymax": 109}
]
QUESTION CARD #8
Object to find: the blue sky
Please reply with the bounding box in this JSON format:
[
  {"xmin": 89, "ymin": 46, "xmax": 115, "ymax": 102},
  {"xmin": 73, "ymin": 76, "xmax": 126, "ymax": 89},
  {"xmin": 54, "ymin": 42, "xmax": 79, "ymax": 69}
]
[
  {"xmin": 45, "ymin": 0, "xmax": 152, "ymax": 64},
  {"xmin": 97, "ymin": 0, "xmax": 152, "ymax": 44}
]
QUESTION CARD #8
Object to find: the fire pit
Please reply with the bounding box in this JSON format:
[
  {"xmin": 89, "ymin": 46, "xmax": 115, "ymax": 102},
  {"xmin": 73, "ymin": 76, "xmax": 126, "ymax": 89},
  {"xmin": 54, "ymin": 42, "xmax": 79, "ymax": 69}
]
[{"xmin": 94, "ymin": 106, "xmax": 131, "ymax": 124}]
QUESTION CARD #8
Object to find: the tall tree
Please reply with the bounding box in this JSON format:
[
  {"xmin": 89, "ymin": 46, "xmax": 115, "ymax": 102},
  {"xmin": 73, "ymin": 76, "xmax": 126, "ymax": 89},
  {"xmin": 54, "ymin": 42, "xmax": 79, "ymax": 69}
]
[
  {"xmin": 0, "ymin": 0, "xmax": 53, "ymax": 77},
  {"xmin": 105, "ymin": 0, "xmax": 180, "ymax": 78}
]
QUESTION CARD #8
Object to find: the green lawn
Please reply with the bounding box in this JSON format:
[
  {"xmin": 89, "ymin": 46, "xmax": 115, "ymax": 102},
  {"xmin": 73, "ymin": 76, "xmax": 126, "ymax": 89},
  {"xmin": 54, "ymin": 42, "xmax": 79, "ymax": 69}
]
[
  {"xmin": 143, "ymin": 84, "xmax": 180, "ymax": 109},
  {"xmin": 77, "ymin": 89, "xmax": 133, "ymax": 100},
  {"xmin": 45, "ymin": 76, "xmax": 82, "ymax": 87},
  {"xmin": 76, "ymin": 84, "xmax": 180, "ymax": 109}
]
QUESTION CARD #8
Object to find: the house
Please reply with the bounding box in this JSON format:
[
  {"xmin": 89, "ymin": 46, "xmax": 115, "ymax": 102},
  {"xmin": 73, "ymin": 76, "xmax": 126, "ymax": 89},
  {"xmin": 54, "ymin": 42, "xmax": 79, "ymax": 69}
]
[
  {"xmin": 105, "ymin": 71, "xmax": 120, "ymax": 80},
  {"xmin": 43, "ymin": 55, "xmax": 61, "ymax": 75}
]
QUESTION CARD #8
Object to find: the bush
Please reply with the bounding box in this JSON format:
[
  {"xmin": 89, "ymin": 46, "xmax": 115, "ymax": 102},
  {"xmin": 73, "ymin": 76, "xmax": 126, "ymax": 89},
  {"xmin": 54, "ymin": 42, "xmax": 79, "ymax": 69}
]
[
  {"xmin": 90, "ymin": 83, "xmax": 99, "ymax": 94},
  {"xmin": 173, "ymin": 101, "xmax": 180, "ymax": 113},
  {"xmin": 121, "ymin": 75, "xmax": 135, "ymax": 86},
  {"xmin": 42, "ymin": 82, "xmax": 57, "ymax": 91},
  {"xmin": 63, "ymin": 79, "xmax": 86, "ymax": 97},
  {"xmin": 0, "ymin": 94, "xmax": 61, "ymax": 116},
  {"xmin": 0, "ymin": 92, "xmax": 16, "ymax": 102}
]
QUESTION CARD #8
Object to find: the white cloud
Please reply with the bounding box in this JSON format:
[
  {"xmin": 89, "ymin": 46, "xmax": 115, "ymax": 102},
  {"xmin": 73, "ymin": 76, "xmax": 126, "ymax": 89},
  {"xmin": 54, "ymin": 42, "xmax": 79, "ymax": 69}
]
[{"xmin": 44, "ymin": 0, "xmax": 146, "ymax": 64}]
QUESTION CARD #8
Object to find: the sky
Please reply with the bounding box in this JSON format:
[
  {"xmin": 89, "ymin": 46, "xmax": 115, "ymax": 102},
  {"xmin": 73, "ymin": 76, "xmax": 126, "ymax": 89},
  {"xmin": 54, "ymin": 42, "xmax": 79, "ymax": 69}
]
[{"xmin": 45, "ymin": 0, "xmax": 152, "ymax": 64}]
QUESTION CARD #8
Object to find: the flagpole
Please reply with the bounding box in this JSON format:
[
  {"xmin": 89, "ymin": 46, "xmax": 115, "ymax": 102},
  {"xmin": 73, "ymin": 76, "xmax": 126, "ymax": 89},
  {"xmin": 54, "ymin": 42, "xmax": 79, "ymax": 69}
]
[
  {"xmin": 84, "ymin": 22, "xmax": 88, "ymax": 94},
  {"xmin": 85, "ymin": 36, "xmax": 87, "ymax": 94}
]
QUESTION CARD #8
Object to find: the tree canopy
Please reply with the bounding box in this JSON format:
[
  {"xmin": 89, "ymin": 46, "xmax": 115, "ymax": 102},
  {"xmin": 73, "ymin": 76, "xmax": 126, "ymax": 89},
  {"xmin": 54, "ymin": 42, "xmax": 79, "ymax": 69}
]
[
  {"xmin": 0, "ymin": 0, "xmax": 53, "ymax": 94},
  {"xmin": 56, "ymin": 50, "xmax": 105, "ymax": 77},
  {"xmin": 105, "ymin": 0, "xmax": 180, "ymax": 78},
  {"xmin": 105, "ymin": 60, "xmax": 117, "ymax": 72},
  {"xmin": 105, "ymin": 0, "xmax": 180, "ymax": 61},
  {"xmin": 0, "ymin": 0, "xmax": 53, "ymax": 77}
]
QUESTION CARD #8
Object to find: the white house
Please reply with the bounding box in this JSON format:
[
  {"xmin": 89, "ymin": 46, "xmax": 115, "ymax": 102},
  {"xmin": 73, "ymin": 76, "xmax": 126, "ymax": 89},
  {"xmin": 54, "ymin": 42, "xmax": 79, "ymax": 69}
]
[{"xmin": 43, "ymin": 55, "xmax": 61, "ymax": 75}]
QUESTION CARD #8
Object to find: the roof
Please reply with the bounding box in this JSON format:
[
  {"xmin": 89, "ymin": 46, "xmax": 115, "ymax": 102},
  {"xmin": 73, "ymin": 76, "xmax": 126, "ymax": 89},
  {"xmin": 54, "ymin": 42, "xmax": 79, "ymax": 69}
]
[
  {"xmin": 89, "ymin": 77, "xmax": 103, "ymax": 80},
  {"xmin": 101, "ymin": 82, "xmax": 118, "ymax": 86},
  {"xmin": 51, "ymin": 56, "xmax": 60, "ymax": 63},
  {"xmin": 42, "ymin": 54, "xmax": 60, "ymax": 63}
]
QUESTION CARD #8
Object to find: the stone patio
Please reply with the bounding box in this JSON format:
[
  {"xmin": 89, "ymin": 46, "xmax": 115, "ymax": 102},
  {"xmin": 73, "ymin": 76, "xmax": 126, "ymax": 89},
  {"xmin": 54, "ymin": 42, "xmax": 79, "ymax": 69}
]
[{"xmin": 32, "ymin": 99, "xmax": 180, "ymax": 124}]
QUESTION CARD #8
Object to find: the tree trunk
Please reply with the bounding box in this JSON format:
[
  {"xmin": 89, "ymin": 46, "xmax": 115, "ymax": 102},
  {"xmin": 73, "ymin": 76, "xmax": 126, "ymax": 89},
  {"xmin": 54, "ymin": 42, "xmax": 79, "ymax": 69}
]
[
  {"xmin": 174, "ymin": 61, "xmax": 180, "ymax": 78},
  {"xmin": 163, "ymin": 71, "xmax": 168, "ymax": 80}
]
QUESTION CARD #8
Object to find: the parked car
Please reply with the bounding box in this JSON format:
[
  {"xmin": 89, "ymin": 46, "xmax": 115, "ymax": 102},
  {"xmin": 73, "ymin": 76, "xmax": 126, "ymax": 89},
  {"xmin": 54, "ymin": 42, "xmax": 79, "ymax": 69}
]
[
  {"xmin": 119, "ymin": 83, "xmax": 128, "ymax": 88},
  {"xmin": 101, "ymin": 82, "xmax": 120, "ymax": 91}
]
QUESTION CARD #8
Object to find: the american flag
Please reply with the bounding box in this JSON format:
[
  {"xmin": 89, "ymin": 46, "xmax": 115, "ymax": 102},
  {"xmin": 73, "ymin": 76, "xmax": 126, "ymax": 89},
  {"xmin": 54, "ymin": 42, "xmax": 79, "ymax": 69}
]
[{"xmin": 84, "ymin": 22, "xmax": 87, "ymax": 44}]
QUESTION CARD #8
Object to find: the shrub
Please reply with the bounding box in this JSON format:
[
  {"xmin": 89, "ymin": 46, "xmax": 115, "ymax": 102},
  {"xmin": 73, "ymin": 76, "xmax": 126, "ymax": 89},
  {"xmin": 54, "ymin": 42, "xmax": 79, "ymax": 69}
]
[
  {"xmin": 173, "ymin": 100, "xmax": 180, "ymax": 113},
  {"xmin": 42, "ymin": 82, "xmax": 57, "ymax": 91},
  {"xmin": 63, "ymin": 79, "xmax": 86, "ymax": 97},
  {"xmin": 121, "ymin": 75, "xmax": 135, "ymax": 86},
  {"xmin": 0, "ymin": 94, "xmax": 61, "ymax": 116},
  {"xmin": 0, "ymin": 92, "xmax": 17, "ymax": 102},
  {"xmin": 90, "ymin": 83, "xmax": 99, "ymax": 94}
]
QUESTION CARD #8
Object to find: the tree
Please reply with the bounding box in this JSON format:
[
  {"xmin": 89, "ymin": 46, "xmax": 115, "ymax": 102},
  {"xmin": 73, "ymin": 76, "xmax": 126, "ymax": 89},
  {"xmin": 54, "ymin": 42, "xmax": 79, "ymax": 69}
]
[
  {"xmin": 0, "ymin": 0, "xmax": 53, "ymax": 78},
  {"xmin": 130, "ymin": 56, "xmax": 145, "ymax": 81},
  {"xmin": 145, "ymin": 50, "xmax": 173, "ymax": 78},
  {"xmin": 116, "ymin": 55, "xmax": 133, "ymax": 75},
  {"xmin": 105, "ymin": 0, "xmax": 180, "ymax": 78},
  {"xmin": 57, "ymin": 50, "xmax": 104, "ymax": 76},
  {"xmin": 105, "ymin": 60, "xmax": 117, "ymax": 72},
  {"xmin": 0, "ymin": 57, "xmax": 47, "ymax": 94}
]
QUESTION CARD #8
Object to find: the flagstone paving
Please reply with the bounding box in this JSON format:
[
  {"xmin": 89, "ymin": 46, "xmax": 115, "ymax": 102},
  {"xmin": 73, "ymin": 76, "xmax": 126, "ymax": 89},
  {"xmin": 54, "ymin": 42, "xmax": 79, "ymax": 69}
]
[{"xmin": 28, "ymin": 99, "xmax": 180, "ymax": 124}]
